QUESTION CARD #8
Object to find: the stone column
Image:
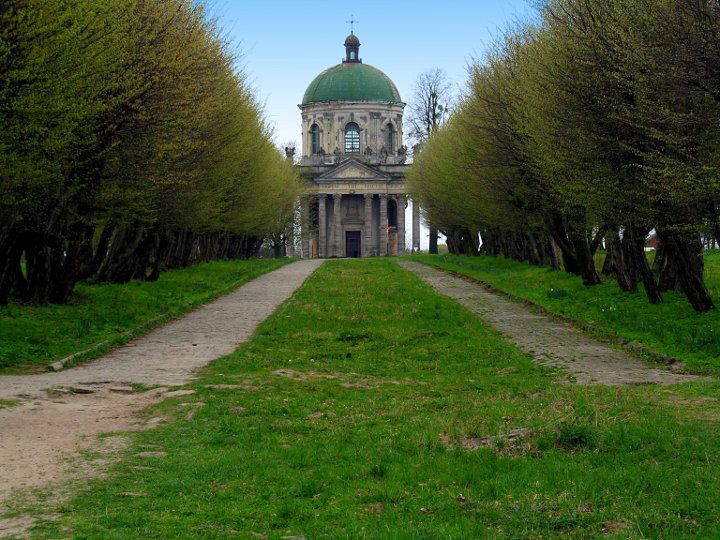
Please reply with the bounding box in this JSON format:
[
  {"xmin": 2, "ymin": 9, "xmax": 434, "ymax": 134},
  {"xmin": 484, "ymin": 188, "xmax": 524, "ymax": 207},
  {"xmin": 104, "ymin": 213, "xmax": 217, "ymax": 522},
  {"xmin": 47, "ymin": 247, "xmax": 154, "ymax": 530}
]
[
  {"xmin": 371, "ymin": 197, "xmax": 378, "ymax": 256},
  {"xmin": 333, "ymin": 193, "xmax": 343, "ymax": 257},
  {"xmin": 301, "ymin": 196, "xmax": 310, "ymax": 258},
  {"xmin": 412, "ymin": 199, "xmax": 420, "ymax": 253},
  {"xmin": 318, "ymin": 194, "xmax": 327, "ymax": 258},
  {"xmin": 379, "ymin": 194, "xmax": 388, "ymax": 256},
  {"xmin": 363, "ymin": 194, "xmax": 373, "ymax": 257},
  {"xmin": 397, "ymin": 194, "xmax": 406, "ymax": 255}
]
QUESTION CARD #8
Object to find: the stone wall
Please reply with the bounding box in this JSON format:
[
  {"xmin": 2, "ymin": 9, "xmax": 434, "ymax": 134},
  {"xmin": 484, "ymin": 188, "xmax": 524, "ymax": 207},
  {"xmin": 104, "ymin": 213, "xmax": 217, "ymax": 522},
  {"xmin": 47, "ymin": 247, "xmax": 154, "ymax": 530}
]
[{"xmin": 300, "ymin": 101, "xmax": 406, "ymax": 164}]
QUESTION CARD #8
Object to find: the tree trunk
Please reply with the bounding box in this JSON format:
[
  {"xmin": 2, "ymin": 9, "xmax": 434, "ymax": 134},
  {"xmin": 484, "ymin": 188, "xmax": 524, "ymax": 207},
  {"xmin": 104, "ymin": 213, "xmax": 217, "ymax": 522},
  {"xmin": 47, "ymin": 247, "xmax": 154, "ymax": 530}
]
[
  {"xmin": 544, "ymin": 212, "xmax": 581, "ymax": 275},
  {"xmin": 623, "ymin": 227, "xmax": 662, "ymax": 304},
  {"xmin": 601, "ymin": 235, "xmax": 616, "ymax": 277},
  {"xmin": 547, "ymin": 239, "xmax": 561, "ymax": 270},
  {"xmin": 571, "ymin": 235, "xmax": 601, "ymax": 286},
  {"xmin": 429, "ymin": 227, "xmax": 438, "ymax": 254},
  {"xmin": 652, "ymin": 240, "xmax": 665, "ymax": 276},
  {"xmin": 48, "ymin": 222, "xmax": 92, "ymax": 304},
  {"xmin": 0, "ymin": 229, "xmax": 24, "ymax": 306},
  {"xmin": 605, "ymin": 228, "xmax": 636, "ymax": 291},
  {"xmin": 657, "ymin": 228, "xmax": 715, "ymax": 312},
  {"xmin": 78, "ymin": 223, "xmax": 114, "ymax": 280},
  {"xmin": 96, "ymin": 222, "xmax": 147, "ymax": 284}
]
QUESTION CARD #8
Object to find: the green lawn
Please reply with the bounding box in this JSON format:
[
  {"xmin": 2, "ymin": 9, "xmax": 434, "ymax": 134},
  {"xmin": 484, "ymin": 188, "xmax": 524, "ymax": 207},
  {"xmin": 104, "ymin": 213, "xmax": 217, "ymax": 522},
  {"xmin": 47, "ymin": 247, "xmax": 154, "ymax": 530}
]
[
  {"xmin": 409, "ymin": 252, "xmax": 720, "ymax": 375},
  {"xmin": 0, "ymin": 259, "xmax": 289, "ymax": 374},
  {"xmin": 29, "ymin": 259, "xmax": 720, "ymax": 539}
]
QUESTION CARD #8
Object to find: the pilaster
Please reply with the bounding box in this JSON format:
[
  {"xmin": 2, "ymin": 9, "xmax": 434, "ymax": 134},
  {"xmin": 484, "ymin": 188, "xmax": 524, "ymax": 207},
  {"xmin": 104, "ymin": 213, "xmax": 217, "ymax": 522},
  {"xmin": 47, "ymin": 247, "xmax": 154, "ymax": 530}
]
[
  {"xmin": 318, "ymin": 194, "xmax": 327, "ymax": 258},
  {"xmin": 333, "ymin": 193, "xmax": 343, "ymax": 257},
  {"xmin": 301, "ymin": 196, "xmax": 311, "ymax": 258},
  {"xmin": 379, "ymin": 194, "xmax": 388, "ymax": 256},
  {"xmin": 363, "ymin": 194, "xmax": 373, "ymax": 257},
  {"xmin": 397, "ymin": 194, "xmax": 406, "ymax": 255},
  {"xmin": 412, "ymin": 200, "xmax": 420, "ymax": 253}
]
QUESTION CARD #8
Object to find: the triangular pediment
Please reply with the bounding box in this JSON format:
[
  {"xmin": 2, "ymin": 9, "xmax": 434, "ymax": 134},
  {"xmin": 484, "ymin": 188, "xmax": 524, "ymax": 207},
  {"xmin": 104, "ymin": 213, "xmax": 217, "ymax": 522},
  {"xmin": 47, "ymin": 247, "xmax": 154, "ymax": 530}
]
[{"xmin": 318, "ymin": 158, "xmax": 390, "ymax": 181}]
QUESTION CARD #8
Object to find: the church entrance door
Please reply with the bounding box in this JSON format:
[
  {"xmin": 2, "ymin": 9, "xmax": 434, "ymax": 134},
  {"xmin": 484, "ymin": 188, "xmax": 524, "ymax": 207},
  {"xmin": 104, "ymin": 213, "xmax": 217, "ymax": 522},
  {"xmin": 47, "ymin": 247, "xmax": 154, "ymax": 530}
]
[{"xmin": 346, "ymin": 231, "xmax": 361, "ymax": 258}]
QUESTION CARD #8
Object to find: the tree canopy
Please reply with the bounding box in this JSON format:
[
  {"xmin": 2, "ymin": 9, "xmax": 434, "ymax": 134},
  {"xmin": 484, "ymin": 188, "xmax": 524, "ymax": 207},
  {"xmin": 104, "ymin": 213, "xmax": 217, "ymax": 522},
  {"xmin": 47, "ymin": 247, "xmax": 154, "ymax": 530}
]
[
  {"xmin": 407, "ymin": 0, "xmax": 720, "ymax": 312},
  {"xmin": 0, "ymin": 0, "xmax": 299, "ymax": 304}
]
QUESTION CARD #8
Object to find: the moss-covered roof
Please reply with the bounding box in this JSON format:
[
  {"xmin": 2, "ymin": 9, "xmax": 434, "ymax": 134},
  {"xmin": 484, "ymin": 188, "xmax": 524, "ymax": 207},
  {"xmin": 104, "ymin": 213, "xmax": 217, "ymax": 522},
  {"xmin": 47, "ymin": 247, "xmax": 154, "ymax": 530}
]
[{"xmin": 302, "ymin": 63, "xmax": 402, "ymax": 105}]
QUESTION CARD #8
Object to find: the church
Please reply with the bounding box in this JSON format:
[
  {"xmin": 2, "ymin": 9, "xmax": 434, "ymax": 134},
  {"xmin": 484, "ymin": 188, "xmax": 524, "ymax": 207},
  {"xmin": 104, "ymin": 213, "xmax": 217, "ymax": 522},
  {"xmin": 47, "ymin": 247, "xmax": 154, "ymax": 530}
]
[{"xmin": 298, "ymin": 31, "xmax": 420, "ymax": 258}]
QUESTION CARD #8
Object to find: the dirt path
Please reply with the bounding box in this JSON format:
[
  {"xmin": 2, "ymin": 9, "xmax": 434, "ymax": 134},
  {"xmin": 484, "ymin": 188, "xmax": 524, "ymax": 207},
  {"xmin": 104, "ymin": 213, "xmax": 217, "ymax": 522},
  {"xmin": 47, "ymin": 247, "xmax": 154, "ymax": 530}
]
[
  {"xmin": 0, "ymin": 259, "xmax": 322, "ymax": 536},
  {"xmin": 398, "ymin": 260, "xmax": 705, "ymax": 385}
]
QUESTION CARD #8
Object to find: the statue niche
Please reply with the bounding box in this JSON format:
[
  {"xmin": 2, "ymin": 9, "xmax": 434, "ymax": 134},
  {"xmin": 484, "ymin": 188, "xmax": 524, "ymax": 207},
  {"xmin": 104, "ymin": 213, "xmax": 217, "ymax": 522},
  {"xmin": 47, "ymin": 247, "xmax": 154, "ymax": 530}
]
[{"xmin": 343, "ymin": 195, "xmax": 364, "ymax": 226}]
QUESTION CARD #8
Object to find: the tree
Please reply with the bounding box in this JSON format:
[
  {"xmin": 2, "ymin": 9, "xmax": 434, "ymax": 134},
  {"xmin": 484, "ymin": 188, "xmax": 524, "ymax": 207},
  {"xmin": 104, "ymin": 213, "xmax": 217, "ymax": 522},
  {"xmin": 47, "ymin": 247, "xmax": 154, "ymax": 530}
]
[
  {"xmin": 407, "ymin": 68, "xmax": 454, "ymax": 254},
  {"xmin": 407, "ymin": 68, "xmax": 453, "ymax": 144}
]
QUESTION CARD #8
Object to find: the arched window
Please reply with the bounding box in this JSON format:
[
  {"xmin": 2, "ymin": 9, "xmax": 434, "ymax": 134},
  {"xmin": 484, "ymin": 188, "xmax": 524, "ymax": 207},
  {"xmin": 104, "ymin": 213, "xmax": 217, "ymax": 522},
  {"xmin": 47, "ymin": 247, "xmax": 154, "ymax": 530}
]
[
  {"xmin": 345, "ymin": 122, "xmax": 360, "ymax": 153},
  {"xmin": 310, "ymin": 124, "xmax": 320, "ymax": 154},
  {"xmin": 385, "ymin": 123, "xmax": 394, "ymax": 151}
]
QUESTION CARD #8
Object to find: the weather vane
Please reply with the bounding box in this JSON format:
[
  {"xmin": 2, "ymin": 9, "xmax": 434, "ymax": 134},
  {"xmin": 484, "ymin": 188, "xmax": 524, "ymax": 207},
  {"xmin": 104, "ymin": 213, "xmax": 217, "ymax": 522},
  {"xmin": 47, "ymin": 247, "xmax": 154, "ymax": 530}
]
[{"xmin": 346, "ymin": 15, "xmax": 359, "ymax": 34}]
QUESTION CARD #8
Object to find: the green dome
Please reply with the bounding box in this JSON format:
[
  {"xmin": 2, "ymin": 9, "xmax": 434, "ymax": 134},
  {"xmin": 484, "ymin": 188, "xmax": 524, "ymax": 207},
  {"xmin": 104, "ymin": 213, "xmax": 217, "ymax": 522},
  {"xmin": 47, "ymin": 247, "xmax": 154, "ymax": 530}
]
[{"xmin": 302, "ymin": 63, "xmax": 402, "ymax": 105}]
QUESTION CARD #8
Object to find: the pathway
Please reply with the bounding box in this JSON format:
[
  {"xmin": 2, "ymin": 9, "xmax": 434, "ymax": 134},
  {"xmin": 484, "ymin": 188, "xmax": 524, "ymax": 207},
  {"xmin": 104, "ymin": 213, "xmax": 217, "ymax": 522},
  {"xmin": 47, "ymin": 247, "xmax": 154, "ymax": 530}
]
[
  {"xmin": 0, "ymin": 259, "xmax": 322, "ymax": 534},
  {"xmin": 0, "ymin": 260, "xmax": 322, "ymax": 400},
  {"xmin": 398, "ymin": 260, "xmax": 704, "ymax": 385}
]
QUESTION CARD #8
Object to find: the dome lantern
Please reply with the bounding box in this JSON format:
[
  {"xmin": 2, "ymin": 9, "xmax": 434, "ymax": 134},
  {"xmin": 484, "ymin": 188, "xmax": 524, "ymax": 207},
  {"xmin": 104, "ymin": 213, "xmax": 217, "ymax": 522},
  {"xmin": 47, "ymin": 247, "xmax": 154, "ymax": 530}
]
[{"xmin": 344, "ymin": 32, "xmax": 361, "ymax": 64}]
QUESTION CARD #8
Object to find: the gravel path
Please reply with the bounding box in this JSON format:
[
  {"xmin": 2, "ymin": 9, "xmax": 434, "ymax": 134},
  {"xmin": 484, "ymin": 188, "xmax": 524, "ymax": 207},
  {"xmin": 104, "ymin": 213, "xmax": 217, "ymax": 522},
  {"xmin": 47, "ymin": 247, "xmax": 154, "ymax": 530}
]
[
  {"xmin": 0, "ymin": 259, "xmax": 322, "ymax": 533},
  {"xmin": 398, "ymin": 260, "xmax": 705, "ymax": 385},
  {"xmin": 0, "ymin": 260, "xmax": 323, "ymax": 400}
]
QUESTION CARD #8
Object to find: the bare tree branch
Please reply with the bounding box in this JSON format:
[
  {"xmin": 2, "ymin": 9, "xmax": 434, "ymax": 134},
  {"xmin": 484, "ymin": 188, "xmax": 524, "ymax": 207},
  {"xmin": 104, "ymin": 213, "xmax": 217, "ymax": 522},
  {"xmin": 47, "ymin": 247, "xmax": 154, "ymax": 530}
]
[{"xmin": 407, "ymin": 68, "xmax": 454, "ymax": 147}]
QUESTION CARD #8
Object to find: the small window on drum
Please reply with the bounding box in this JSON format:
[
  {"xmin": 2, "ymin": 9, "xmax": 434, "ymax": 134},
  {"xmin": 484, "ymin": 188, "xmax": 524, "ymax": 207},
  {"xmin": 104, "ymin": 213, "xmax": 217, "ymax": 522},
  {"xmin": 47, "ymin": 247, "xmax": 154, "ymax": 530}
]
[
  {"xmin": 345, "ymin": 122, "xmax": 360, "ymax": 153},
  {"xmin": 311, "ymin": 124, "xmax": 320, "ymax": 154}
]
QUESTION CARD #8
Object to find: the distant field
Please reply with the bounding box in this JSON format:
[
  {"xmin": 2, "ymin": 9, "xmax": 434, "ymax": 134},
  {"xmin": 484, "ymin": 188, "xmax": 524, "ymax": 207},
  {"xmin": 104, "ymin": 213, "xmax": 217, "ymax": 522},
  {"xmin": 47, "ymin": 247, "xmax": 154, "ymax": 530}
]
[
  {"xmin": 0, "ymin": 259, "xmax": 289, "ymax": 374},
  {"xmin": 410, "ymin": 251, "xmax": 720, "ymax": 374}
]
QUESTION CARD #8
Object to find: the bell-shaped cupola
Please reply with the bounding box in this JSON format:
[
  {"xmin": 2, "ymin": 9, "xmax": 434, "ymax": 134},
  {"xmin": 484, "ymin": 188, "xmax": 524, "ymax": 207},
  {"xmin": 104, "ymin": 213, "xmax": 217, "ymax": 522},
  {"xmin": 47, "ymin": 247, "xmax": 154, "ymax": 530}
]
[{"xmin": 344, "ymin": 32, "xmax": 361, "ymax": 64}]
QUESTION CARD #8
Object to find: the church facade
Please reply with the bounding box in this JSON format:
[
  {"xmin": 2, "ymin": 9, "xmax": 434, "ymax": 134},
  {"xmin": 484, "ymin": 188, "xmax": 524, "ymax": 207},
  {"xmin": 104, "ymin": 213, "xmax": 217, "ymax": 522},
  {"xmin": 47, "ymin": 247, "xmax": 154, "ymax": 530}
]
[{"xmin": 298, "ymin": 32, "xmax": 420, "ymax": 258}]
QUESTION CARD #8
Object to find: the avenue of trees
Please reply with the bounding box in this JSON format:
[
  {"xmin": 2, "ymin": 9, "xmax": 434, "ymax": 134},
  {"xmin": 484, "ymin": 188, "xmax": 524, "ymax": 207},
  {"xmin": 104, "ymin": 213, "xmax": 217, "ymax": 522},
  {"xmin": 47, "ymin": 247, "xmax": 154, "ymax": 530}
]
[
  {"xmin": 0, "ymin": 0, "xmax": 299, "ymax": 305},
  {"xmin": 408, "ymin": 0, "xmax": 720, "ymax": 312}
]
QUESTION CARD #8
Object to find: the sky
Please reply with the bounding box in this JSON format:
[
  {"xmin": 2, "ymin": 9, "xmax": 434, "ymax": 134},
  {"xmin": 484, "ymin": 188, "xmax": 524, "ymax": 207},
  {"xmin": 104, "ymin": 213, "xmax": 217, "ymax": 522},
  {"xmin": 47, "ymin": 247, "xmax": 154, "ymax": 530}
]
[
  {"xmin": 211, "ymin": 0, "xmax": 536, "ymax": 147},
  {"xmin": 208, "ymin": 0, "xmax": 536, "ymax": 249}
]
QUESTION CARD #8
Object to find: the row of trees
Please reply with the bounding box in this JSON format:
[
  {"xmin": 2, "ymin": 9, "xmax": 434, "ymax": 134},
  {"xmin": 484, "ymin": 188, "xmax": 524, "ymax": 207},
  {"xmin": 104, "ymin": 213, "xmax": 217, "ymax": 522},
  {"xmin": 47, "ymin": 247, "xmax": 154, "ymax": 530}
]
[
  {"xmin": 0, "ymin": 0, "xmax": 299, "ymax": 305},
  {"xmin": 408, "ymin": 0, "xmax": 720, "ymax": 312}
]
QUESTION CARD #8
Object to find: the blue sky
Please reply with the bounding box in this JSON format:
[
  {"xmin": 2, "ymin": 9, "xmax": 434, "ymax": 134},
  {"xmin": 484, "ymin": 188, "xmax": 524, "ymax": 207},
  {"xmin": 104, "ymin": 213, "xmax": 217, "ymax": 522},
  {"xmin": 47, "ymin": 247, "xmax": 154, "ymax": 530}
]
[{"xmin": 211, "ymin": 0, "xmax": 536, "ymax": 147}]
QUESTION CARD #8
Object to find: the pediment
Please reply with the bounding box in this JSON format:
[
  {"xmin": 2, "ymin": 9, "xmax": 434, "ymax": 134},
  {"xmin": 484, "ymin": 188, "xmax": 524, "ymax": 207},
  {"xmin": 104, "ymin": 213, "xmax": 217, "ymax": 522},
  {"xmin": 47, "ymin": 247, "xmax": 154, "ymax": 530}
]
[{"xmin": 318, "ymin": 158, "xmax": 389, "ymax": 181}]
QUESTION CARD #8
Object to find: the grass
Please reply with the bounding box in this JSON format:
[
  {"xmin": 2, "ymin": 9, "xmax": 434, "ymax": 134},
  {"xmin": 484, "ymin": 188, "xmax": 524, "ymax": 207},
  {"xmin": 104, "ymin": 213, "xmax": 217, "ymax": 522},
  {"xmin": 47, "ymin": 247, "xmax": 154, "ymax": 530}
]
[
  {"xmin": 28, "ymin": 259, "xmax": 720, "ymax": 538},
  {"xmin": 0, "ymin": 258, "xmax": 290, "ymax": 374},
  {"xmin": 0, "ymin": 399, "xmax": 20, "ymax": 409},
  {"xmin": 409, "ymin": 251, "xmax": 720, "ymax": 375}
]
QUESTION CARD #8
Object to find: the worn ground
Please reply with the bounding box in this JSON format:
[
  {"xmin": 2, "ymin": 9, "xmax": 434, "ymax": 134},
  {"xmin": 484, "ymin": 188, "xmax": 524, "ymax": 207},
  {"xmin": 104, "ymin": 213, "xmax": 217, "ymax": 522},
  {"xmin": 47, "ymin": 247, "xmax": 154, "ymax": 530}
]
[
  {"xmin": 0, "ymin": 259, "xmax": 322, "ymax": 537},
  {"xmin": 0, "ymin": 389, "xmax": 167, "ymax": 539},
  {"xmin": 398, "ymin": 260, "xmax": 702, "ymax": 385}
]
